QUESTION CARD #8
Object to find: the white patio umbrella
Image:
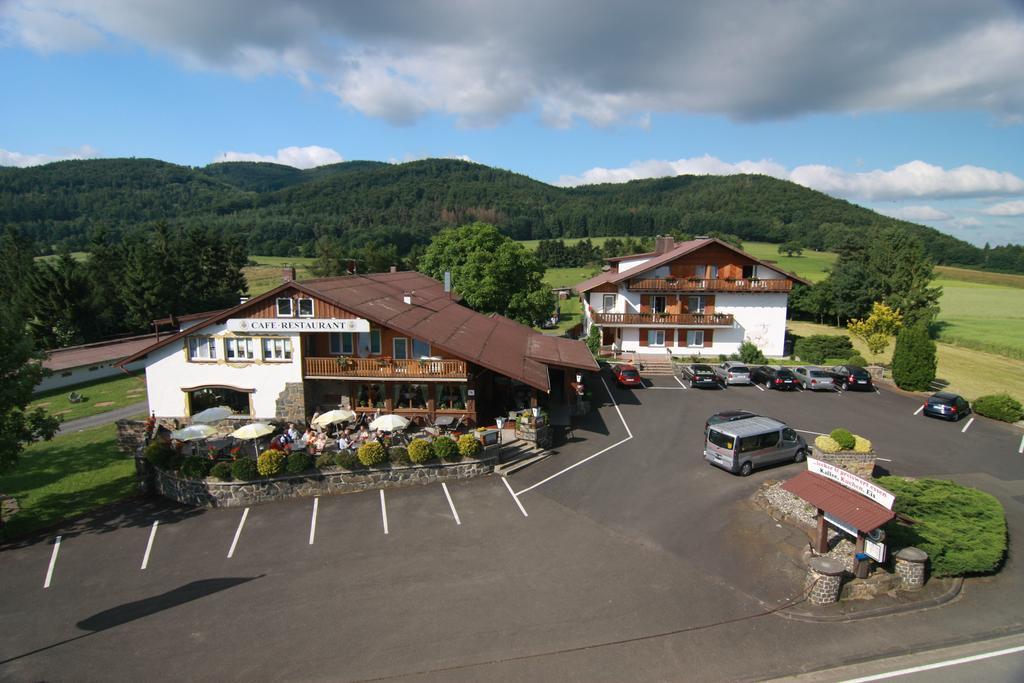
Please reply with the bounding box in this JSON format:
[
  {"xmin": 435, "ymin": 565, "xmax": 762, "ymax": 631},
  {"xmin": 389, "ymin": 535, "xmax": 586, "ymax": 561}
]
[
  {"xmin": 230, "ymin": 422, "xmax": 277, "ymax": 456},
  {"xmin": 312, "ymin": 409, "xmax": 356, "ymax": 428},
  {"xmin": 169, "ymin": 424, "xmax": 219, "ymax": 442},
  {"xmin": 369, "ymin": 414, "xmax": 410, "ymax": 432},
  {"xmin": 191, "ymin": 406, "xmax": 233, "ymax": 423}
]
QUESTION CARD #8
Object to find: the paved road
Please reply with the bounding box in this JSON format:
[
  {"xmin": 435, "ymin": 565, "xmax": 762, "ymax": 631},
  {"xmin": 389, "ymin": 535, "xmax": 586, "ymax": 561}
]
[
  {"xmin": 2, "ymin": 371, "xmax": 1023, "ymax": 681},
  {"xmin": 57, "ymin": 401, "xmax": 148, "ymax": 435}
]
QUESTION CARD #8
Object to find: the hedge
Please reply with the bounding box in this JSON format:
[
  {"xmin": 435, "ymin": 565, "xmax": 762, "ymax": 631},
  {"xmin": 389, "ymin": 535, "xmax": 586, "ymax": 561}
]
[
  {"xmin": 357, "ymin": 441, "xmax": 387, "ymax": 467},
  {"xmin": 829, "ymin": 428, "xmax": 855, "ymax": 450},
  {"xmin": 145, "ymin": 441, "xmax": 180, "ymax": 470},
  {"xmin": 257, "ymin": 450, "xmax": 286, "ymax": 477},
  {"xmin": 334, "ymin": 450, "xmax": 362, "ymax": 470},
  {"xmin": 458, "ymin": 434, "xmax": 482, "ymax": 459},
  {"xmin": 285, "ymin": 452, "xmax": 312, "ymax": 475},
  {"xmin": 432, "ymin": 436, "xmax": 458, "ymax": 461},
  {"xmin": 315, "ymin": 453, "xmax": 335, "ymax": 469},
  {"xmin": 972, "ymin": 394, "xmax": 1024, "ymax": 423},
  {"xmin": 210, "ymin": 462, "xmax": 233, "ymax": 482},
  {"xmin": 408, "ymin": 438, "xmax": 433, "ymax": 463},
  {"xmin": 231, "ymin": 458, "xmax": 259, "ymax": 481},
  {"xmin": 388, "ymin": 446, "xmax": 410, "ymax": 466},
  {"xmin": 877, "ymin": 477, "xmax": 1007, "ymax": 577},
  {"xmin": 180, "ymin": 456, "xmax": 210, "ymax": 479},
  {"xmin": 794, "ymin": 335, "xmax": 854, "ymax": 364}
]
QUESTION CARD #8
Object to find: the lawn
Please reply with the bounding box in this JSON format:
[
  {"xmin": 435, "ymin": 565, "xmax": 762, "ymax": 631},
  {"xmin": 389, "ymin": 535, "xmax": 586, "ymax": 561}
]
[
  {"xmin": 30, "ymin": 372, "xmax": 148, "ymax": 423},
  {"xmin": 739, "ymin": 241, "xmax": 836, "ymax": 283},
  {"xmin": 933, "ymin": 278, "xmax": 1024, "ymax": 360},
  {"xmin": 0, "ymin": 424, "xmax": 137, "ymax": 539},
  {"xmin": 518, "ymin": 236, "xmax": 625, "ymax": 251},
  {"xmin": 245, "ymin": 255, "xmax": 318, "ymax": 296}
]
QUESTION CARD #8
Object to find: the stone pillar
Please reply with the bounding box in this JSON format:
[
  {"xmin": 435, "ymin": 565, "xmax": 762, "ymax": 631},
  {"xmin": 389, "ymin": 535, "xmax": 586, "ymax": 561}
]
[
  {"xmin": 806, "ymin": 557, "xmax": 845, "ymax": 605},
  {"xmin": 895, "ymin": 547, "xmax": 928, "ymax": 591},
  {"xmin": 275, "ymin": 382, "xmax": 307, "ymax": 423}
]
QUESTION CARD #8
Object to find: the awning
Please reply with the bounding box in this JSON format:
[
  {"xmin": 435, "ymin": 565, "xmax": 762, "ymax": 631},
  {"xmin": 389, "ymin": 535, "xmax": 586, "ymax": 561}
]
[{"xmin": 782, "ymin": 471, "xmax": 895, "ymax": 533}]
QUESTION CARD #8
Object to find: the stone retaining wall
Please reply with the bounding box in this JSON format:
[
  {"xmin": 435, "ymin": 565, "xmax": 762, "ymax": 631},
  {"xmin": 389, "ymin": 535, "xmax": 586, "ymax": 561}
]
[
  {"xmin": 812, "ymin": 449, "xmax": 877, "ymax": 478},
  {"xmin": 147, "ymin": 449, "xmax": 499, "ymax": 508},
  {"xmin": 117, "ymin": 419, "xmax": 149, "ymax": 455}
]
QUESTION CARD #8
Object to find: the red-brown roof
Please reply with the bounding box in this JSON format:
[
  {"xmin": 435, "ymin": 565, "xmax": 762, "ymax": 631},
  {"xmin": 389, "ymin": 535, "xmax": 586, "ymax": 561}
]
[
  {"xmin": 781, "ymin": 471, "xmax": 895, "ymax": 532},
  {"xmin": 44, "ymin": 334, "xmax": 159, "ymax": 372}
]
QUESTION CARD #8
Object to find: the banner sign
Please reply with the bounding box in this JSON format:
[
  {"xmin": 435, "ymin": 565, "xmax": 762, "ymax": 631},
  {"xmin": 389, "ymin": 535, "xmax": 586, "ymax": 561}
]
[
  {"xmin": 226, "ymin": 318, "xmax": 370, "ymax": 334},
  {"xmin": 807, "ymin": 457, "xmax": 895, "ymax": 510}
]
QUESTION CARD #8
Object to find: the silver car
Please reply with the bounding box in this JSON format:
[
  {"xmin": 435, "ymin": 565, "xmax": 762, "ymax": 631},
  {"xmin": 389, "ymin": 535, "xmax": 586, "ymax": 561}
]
[
  {"xmin": 793, "ymin": 366, "xmax": 836, "ymax": 391},
  {"xmin": 716, "ymin": 361, "xmax": 752, "ymax": 385}
]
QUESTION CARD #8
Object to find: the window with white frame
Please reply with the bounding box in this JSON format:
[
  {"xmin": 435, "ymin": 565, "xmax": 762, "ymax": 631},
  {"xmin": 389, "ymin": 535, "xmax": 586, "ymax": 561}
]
[
  {"xmin": 187, "ymin": 336, "xmax": 217, "ymax": 361},
  {"xmin": 297, "ymin": 298, "xmax": 314, "ymax": 317},
  {"xmin": 687, "ymin": 296, "xmax": 705, "ymax": 314},
  {"xmin": 276, "ymin": 297, "xmax": 294, "ymax": 317},
  {"xmin": 652, "ymin": 295, "xmax": 667, "ymax": 313},
  {"xmin": 262, "ymin": 337, "xmax": 293, "ymax": 361},
  {"xmin": 686, "ymin": 330, "xmax": 705, "ymax": 347},
  {"xmin": 602, "ymin": 294, "xmax": 616, "ymax": 312},
  {"xmin": 225, "ymin": 337, "xmax": 255, "ymax": 361},
  {"xmin": 648, "ymin": 330, "xmax": 665, "ymax": 346},
  {"xmin": 742, "ymin": 264, "xmax": 758, "ymax": 279},
  {"xmin": 329, "ymin": 332, "xmax": 354, "ymax": 355}
]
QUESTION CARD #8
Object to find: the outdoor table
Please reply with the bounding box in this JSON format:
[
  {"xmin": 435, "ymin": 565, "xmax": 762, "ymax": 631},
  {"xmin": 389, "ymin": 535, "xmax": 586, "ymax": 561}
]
[{"xmin": 434, "ymin": 415, "xmax": 456, "ymax": 428}]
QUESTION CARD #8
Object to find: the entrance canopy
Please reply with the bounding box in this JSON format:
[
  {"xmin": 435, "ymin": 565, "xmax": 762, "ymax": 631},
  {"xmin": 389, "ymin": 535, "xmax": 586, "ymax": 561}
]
[{"xmin": 782, "ymin": 471, "xmax": 895, "ymax": 533}]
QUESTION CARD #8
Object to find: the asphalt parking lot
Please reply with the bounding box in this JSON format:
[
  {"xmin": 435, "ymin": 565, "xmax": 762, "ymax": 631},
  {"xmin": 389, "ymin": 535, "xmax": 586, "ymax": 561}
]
[{"xmin": 2, "ymin": 368, "xmax": 1024, "ymax": 682}]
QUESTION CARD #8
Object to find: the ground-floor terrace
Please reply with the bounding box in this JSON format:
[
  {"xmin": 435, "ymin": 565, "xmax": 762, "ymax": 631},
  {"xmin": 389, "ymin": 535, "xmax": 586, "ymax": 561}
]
[{"xmin": 589, "ymin": 311, "xmax": 785, "ymax": 357}]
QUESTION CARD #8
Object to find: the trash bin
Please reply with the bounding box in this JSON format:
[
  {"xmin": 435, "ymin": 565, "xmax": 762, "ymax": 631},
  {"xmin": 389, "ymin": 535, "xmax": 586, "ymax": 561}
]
[{"xmin": 854, "ymin": 551, "xmax": 871, "ymax": 579}]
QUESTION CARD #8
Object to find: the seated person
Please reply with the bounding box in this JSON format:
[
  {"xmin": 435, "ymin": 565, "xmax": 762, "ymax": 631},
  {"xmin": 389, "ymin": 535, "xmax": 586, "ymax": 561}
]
[
  {"xmin": 336, "ymin": 432, "xmax": 352, "ymax": 450},
  {"xmin": 286, "ymin": 423, "xmax": 301, "ymax": 443},
  {"xmin": 311, "ymin": 431, "xmax": 329, "ymax": 454}
]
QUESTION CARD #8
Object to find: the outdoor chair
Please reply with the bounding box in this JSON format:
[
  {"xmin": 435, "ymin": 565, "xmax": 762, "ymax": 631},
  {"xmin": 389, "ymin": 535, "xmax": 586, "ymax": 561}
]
[{"xmin": 68, "ymin": 391, "xmax": 84, "ymax": 403}]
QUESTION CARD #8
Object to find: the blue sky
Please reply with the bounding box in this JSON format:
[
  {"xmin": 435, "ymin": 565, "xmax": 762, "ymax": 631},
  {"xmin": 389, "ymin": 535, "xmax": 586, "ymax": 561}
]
[{"xmin": 3, "ymin": 1, "xmax": 1024, "ymax": 247}]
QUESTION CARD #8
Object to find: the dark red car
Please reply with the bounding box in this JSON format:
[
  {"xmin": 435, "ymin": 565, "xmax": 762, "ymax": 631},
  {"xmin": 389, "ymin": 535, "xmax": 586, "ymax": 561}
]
[{"xmin": 612, "ymin": 364, "xmax": 643, "ymax": 388}]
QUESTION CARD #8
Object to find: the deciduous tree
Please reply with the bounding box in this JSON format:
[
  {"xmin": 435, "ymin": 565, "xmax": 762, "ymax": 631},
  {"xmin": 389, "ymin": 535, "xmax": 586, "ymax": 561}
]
[{"xmin": 847, "ymin": 302, "xmax": 904, "ymax": 356}]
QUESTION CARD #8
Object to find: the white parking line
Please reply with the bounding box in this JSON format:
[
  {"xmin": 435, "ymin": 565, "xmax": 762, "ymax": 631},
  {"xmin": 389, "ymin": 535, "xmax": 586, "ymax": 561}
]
[
  {"xmin": 795, "ymin": 429, "xmax": 828, "ymax": 436},
  {"xmin": 647, "ymin": 386, "xmax": 685, "ymax": 390},
  {"xmin": 961, "ymin": 417, "xmax": 975, "ymax": 434},
  {"xmin": 502, "ymin": 477, "xmax": 529, "ymax": 517},
  {"xmin": 380, "ymin": 490, "xmax": 389, "ymax": 534},
  {"xmin": 875, "ymin": 457, "xmax": 893, "ymax": 462},
  {"xmin": 914, "ymin": 405, "xmax": 924, "ymax": 415},
  {"xmin": 1019, "ymin": 434, "xmax": 1024, "ymax": 454},
  {"xmin": 441, "ymin": 483, "xmax": 461, "ymax": 525},
  {"xmin": 673, "ymin": 376, "xmax": 688, "ymax": 390},
  {"xmin": 842, "ymin": 644, "xmax": 1024, "ymax": 682},
  {"xmin": 227, "ymin": 507, "xmax": 249, "ymax": 558},
  {"xmin": 754, "ymin": 382, "xmax": 765, "ymax": 392},
  {"xmin": 309, "ymin": 497, "xmax": 319, "ymax": 545},
  {"xmin": 43, "ymin": 535, "xmax": 62, "ymax": 588},
  {"xmin": 141, "ymin": 521, "xmax": 159, "ymax": 570}
]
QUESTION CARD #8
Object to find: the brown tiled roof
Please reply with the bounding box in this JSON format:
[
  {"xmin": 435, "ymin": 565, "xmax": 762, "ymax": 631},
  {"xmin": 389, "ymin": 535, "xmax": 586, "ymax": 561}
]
[
  {"xmin": 119, "ymin": 271, "xmax": 598, "ymax": 392},
  {"xmin": 782, "ymin": 471, "xmax": 895, "ymax": 532},
  {"xmin": 44, "ymin": 334, "xmax": 158, "ymax": 372},
  {"xmin": 152, "ymin": 309, "xmax": 229, "ymax": 327}
]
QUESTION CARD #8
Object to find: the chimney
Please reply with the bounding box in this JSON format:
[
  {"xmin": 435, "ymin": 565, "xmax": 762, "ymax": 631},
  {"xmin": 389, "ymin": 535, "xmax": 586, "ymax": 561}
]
[
  {"xmin": 389, "ymin": 265, "xmax": 397, "ymax": 273},
  {"xmin": 654, "ymin": 235, "xmax": 675, "ymax": 254},
  {"xmin": 403, "ymin": 291, "xmax": 413, "ymax": 305},
  {"xmin": 282, "ymin": 266, "xmax": 296, "ymax": 283}
]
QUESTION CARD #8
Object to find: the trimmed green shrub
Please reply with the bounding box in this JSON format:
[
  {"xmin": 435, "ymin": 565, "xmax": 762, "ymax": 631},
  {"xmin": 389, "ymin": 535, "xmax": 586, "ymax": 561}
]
[
  {"xmin": 814, "ymin": 435, "xmax": 842, "ymax": 453},
  {"xmin": 586, "ymin": 324, "xmax": 601, "ymax": 354},
  {"xmin": 388, "ymin": 446, "xmax": 410, "ymax": 466},
  {"xmin": 972, "ymin": 394, "xmax": 1024, "ymax": 423},
  {"xmin": 891, "ymin": 322, "xmax": 936, "ymax": 391},
  {"xmin": 793, "ymin": 335, "xmax": 854, "ymax": 364},
  {"xmin": 408, "ymin": 438, "xmax": 433, "ymax": 464},
  {"xmin": 286, "ymin": 451, "xmax": 312, "ymax": 475},
  {"xmin": 210, "ymin": 462, "xmax": 233, "ymax": 482},
  {"xmin": 231, "ymin": 457, "xmax": 258, "ymax": 481},
  {"xmin": 257, "ymin": 449, "xmax": 286, "ymax": 477},
  {"xmin": 458, "ymin": 434, "xmax": 482, "ymax": 459},
  {"xmin": 334, "ymin": 450, "xmax": 362, "ymax": 470},
  {"xmin": 180, "ymin": 456, "xmax": 210, "ymax": 479},
  {"xmin": 877, "ymin": 477, "xmax": 1007, "ymax": 577},
  {"xmin": 432, "ymin": 436, "xmax": 459, "ymax": 461},
  {"xmin": 847, "ymin": 353, "xmax": 868, "ymax": 367},
  {"xmin": 853, "ymin": 435, "xmax": 873, "ymax": 453},
  {"xmin": 315, "ymin": 453, "xmax": 335, "ymax": 469},
  {"xmin": 737, "ymin": 340, "xmax": 766, "ymax": 365},
  {"xmin": 144, "ymin": 441, "xmax": 178, "ymax": 469},
  {"xmin": 829, "ymin": 428, "xmax": 856, "ymax": 450},
  {"xmin": 357, "ymin": 441, "xmax": 387, "ymax": 467}
]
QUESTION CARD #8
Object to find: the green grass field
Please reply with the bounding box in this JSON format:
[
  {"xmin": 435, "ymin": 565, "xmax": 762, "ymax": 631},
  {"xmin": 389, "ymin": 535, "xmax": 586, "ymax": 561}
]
[
  {"xmin": 245, "ymin": 255, "xmax": 317, "ymax": 295},
  {"xmin": 0, "ymin": 423, "xmax": 137, "ymax": 538},
  {"xmin": 739, "ymin": 241, "xmax": 835, "ymax": 283},
  {"xmin": 30, "ymin": 372, "xmax": 148, "ymax": 423}
]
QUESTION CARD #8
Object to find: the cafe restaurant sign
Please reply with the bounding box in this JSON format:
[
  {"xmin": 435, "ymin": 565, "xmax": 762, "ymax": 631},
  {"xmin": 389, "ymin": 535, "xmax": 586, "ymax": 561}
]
[
  {"xmin": 807, "ymin": 457, "xmax": 895, "ymax": 510},
  {"xmin": 227, "ymin": 318, "xmax": 370, "ymax": 334}
]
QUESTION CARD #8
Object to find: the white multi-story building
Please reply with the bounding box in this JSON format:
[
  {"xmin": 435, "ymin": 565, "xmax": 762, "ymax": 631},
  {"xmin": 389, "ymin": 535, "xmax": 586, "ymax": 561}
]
[{"xmin": 576, "ymin": 237, "xmax": 808, "ymax": 358}]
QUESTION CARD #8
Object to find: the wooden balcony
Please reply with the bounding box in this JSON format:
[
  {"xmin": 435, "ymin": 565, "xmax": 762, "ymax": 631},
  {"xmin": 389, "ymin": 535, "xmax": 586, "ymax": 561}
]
[
  {"xmin": 304, "ymin": 357, "xmax": 468, "ymax": 380},
  {"xmin": 626, "ymin": 278, "xmax": 792, "ymax": 293},
  {"xmin": 591, "ymin": 312, "xmax": 734, "ymax": 327}
]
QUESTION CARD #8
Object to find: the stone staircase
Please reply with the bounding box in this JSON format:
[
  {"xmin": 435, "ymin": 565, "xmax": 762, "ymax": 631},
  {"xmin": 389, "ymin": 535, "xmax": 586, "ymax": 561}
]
[
  {"xmin": 493, "ymin": 428, "xmax": 550, "ymax": 475},
  {"xmin": 632, "ymin": 353, "xmax": 677, "ymax": 376}
]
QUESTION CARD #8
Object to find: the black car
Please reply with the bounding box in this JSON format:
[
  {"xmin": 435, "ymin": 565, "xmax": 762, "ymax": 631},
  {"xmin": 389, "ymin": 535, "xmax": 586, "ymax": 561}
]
[
  {"xmin": 704, "ymin": 409, "xmax": 758, "ymax": 433},
  {"xmin": 922, "ymin": 392, "xmax": 971, "ymax": 421},
  {"xmin": 830, "ymin": 364, "xmax": 874, "ymax": 391},
  {"xmin": 683, "ymin": 364, "xmax": 723, "ymax": 389},
  {"xmin": 750, "ymin": 366, "xmax": 799, "ymax": 390}
]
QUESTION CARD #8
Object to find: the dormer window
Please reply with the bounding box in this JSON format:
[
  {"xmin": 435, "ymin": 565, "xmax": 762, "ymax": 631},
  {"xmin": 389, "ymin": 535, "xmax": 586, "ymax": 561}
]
[
  {"xmin": 276, "ymin": 297, "xmax": 293, "ymax": 317},
  {"xmin": 297, "ymin": 298, "xmax": 315, "ymax": 317}
]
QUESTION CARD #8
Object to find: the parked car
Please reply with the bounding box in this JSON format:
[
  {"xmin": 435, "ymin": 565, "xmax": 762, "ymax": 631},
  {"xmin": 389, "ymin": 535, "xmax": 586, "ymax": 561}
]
[
  {"xmin": 750, "ymin": 366, "xmax": 798, "ymax": 390},
  {"xmin": 922, "ymin": 392, "xmax": 971, "ymax": 421},
  {"xmin": 792, "ymin": 366, "xmax": 836, "ymax": 391},
  {"xmin": 829, "ymin": 364, "xmax": 875, "ymax": 391},
  {"xmin": 715, "ymin": 362, "xmax": 753, "ymax": 385},
  {"xmin": 611, "ymin": 364, "xmax": 643, "ymax": 388},
  {"xmin": 704, "ymin": 416, "xmax": 808, "ymax": 476},
  {"xmin": 704, "ymin": 409, "xmax": 758, "ymax": 434},
  {"xmin": 682, "ymin": 364, "xmax": 723, "ymax": 388}
]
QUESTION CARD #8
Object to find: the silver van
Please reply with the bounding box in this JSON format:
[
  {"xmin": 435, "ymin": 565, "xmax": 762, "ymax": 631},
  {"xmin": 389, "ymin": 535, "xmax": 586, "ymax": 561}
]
[{"xmin": 704, "ymin": 416, "xmax": 807, "ymax": 476}]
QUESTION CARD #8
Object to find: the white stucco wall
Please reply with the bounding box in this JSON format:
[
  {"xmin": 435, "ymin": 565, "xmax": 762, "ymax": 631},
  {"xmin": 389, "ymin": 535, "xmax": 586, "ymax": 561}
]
[
  {"xmin": 618, "ymin": 257, "xmax": 652, "ymax": 272},
  {"xmin": 35, "ymin": 358, "xmax": 147, "ymax": 394},
  {"xmin": 144, "ymin": 323, "xmax": 303, "ymax": 419}
]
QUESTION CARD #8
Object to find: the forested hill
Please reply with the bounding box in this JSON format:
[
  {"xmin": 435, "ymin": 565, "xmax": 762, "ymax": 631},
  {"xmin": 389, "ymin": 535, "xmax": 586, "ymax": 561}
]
[{"xmin": 1, "ymin": 157, "xmax": 1020, "ymax": 272}]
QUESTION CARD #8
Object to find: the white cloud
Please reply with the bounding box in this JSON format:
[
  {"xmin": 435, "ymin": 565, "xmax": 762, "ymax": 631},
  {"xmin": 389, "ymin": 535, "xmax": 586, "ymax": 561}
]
[
  {"xmin": 0, "ymin": 145, "xmax": 100, "ymax": 167},
  {"xmin": 213, "ymin": 145, "xmax": 343, "ymax": 169},
  {"xmin": 4, "ymin": 1, "xmax": 1024, "ymax": 126},
  {"xmin": 877, "ymin": 205, "xmax": 954, "ymax": 222},
  {"xmin": 982, "ymin": 200, "xmax": 1024, "ymax": 216}
]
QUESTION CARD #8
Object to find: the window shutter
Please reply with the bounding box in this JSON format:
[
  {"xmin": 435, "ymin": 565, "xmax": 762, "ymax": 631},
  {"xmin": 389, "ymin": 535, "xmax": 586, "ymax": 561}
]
[
  {"xmin": 704, "ymin": 329, "xmax": 714, "ymax": 347},
  {"xmin": 706, "ymin": 295, "xmax": 715, "ymax": 314},
  {"xmin": 640, "ymin": 294, "xmax": 649, "ymax": 313}
]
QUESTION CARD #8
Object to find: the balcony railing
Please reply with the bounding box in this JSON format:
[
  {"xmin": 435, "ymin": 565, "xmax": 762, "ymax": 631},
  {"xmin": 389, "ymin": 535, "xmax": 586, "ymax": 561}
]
[
  {"xmin": 591, "ymin": 312, "xmax": 734, "ymax": 327},
  {"xmin": 627, "ymin": 278, "xmax": 792, "ymax": 293},
  {"xmin": 304, "ymin": 357, "xmax": 468, "ymax": 379}
]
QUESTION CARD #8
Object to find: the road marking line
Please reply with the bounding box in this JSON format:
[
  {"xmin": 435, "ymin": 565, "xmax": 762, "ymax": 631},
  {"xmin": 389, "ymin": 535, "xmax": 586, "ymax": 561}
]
[
  {"xmin": 673, "ymin": 376, "xmax": 687, "ymax": 389},
  {"xmin": 875, "ymin": 457, "xmax": 893, "ymax": 462},
  {"xmin": 380, "ymin": 490, "xmax": 389, "ymax": 534},
  {"xmin": 1019, "ymin": 435, "xmax": 1024, "ymax": 454},
  {"xmin": 795, "ymin": 429, "xmax": 828, "ymax": 436},
  {"xmin": 44, "ymin": 535, "xmax": 62, "ymax": 588},
  {"xmin": 961, "ymin": 417, "xmax": 974, "ymax": 433},
  {"xmin": 309, "ymin": 497, "xmax": 319, "ymax": 545},
  {"xmin": 227, "ymin": 507, "xmax": 249, "ymax": 558},
  {"xmin": 502, "ymin": 477, "xmax": 529, "ymax": 517},
  {"xmin": 441, "ymin": 483, "xmax": 461, "ymax": 525},
  {"xmin": 646, "ymin": 386, "xmax": 685, "ymax": 390},
  {"xmin": 141, "ymin": 521, "xmax": 159, "ymax": 570},
  {"xmin": 841, "ymin": 644, "xmax": 1024, "ymax": 682},
  {"xmin": 914, "ymin": 405, "xmax": 924, "ymax": 415},
  {"xmin": 754, "ymin": 382, "xmax": 765, "ymax": 392}
]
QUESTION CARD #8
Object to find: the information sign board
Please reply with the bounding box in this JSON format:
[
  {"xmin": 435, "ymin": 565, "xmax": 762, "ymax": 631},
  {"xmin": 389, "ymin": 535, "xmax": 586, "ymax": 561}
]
[{"xmin": 807, "ymin": 457, "xmax": 895, "ymax": 509}]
